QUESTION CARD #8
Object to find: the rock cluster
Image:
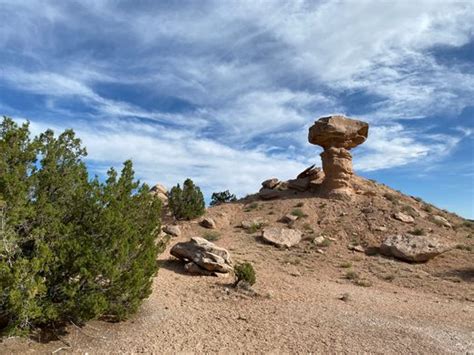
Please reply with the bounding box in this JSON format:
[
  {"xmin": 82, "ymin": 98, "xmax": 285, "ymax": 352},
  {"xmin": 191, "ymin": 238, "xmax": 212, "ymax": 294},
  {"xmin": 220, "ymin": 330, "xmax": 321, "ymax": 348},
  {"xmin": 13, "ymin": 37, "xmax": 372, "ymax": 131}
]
[
  {"xmin": 170, "ymin": 237, "xmax": 233, "ymax": 275},
  {"xmin": 258, "ymin": 165, "xmax": 324, "ymax": 200},
  {"xmin": 308, "ymin": 115, "xmax": 368, "ymax": 199}
]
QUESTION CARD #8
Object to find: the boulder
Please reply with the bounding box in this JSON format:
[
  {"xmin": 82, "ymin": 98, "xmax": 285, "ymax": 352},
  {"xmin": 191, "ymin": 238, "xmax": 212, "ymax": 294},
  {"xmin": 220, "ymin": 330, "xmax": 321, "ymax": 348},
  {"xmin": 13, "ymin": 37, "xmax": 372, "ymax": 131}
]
[
  {"xmin": 200, "ymin": 217, "xmax": 217, "ymax": 229},
  {"xmin": 262, "ymin": 227, "xmax": 302, "ymax": 248},
  {"xmin": 262, "ymin": 178, "xmax": 280, "ymax": 189},
  {"xmin": 392, "ymin": 212, "xmax": 415, "ymax": 224},
  {"xmin": 170, "ymin": 237, "xmax": 233, "ymax": 273},
  {"xmin": 431, "ymin": 215, "xmax": 452, "ymax": 228},
  {"xmin": 380, "ymin": 234, "xmax": 451, "ymax": 262},
  {"xmin": 150, "ymin": 183, "xmax": 167, "ymax": 195},
  {"xmin": 313, "ymin": 236, "xmax": 326, "ymax": 245},
  {"xmin": 280, "ymin": 214, "xmax": 298, "ymax": 224},
  {"xmin": 296, "ymin": 165, "xmax": 323, "ymax": 180},
  {"xmin": 163, "ymin": 225, "xmax": 181, "ymax": 237}
]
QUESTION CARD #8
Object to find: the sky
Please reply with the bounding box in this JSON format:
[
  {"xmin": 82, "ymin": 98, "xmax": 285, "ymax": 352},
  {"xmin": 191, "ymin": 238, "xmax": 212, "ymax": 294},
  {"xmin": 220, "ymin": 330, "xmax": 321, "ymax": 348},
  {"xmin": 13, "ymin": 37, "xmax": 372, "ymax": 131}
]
[{"xmin": 0, "ymin": 0, "xmax": 473, "ymax": 218}]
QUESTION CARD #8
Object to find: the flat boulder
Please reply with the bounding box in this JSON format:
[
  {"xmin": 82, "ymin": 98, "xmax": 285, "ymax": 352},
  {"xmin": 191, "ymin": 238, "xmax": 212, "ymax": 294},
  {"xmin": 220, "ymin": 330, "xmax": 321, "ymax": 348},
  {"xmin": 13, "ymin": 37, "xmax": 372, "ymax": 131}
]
[
  {"xmin": 392, "ymin": 212, "xmax": 414, "ymax": 224},
  {"xmin": 170, "ymin": 237, "xmax": 233, "ymax": 273},
  {"xmin": 287, "ymin": 177, "xmax": 310, "ymax": 191},
  {"xmin": 262, "ymin": 227, "xmax": 302, "ymax": 248},
  {"xmin": 432, "ymin": 215, "xmax": 452, "ymax": 228},
  {"xmin": 380, "ymin": 234, "xmax": 451, "ymax": 262},
  {"xmin": 259, "ymin": 188, "xmax": 281, "ymax": 200}
]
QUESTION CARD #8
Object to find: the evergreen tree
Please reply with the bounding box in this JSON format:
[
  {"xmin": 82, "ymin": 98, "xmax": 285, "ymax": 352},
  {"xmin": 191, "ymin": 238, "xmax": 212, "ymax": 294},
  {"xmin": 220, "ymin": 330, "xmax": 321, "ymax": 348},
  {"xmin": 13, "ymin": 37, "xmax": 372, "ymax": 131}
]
[
  {"xmin": 0, "ymin": 116, "xmax": 163, "ymax": 334},
  {"xmin": 210, "ymin": 190, "xmax": 237, "ymax": 206},
  {"xmin": 168, "ymin": 178, "xmax": 205, "ymax": 220}
]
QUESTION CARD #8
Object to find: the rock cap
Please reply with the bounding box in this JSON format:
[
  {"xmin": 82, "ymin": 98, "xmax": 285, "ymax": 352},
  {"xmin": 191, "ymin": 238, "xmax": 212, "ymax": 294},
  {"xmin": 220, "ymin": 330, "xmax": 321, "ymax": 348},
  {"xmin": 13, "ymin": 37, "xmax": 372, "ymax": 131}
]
[{"xmin": 308, "ymin": 115, "xmax": 368, "ymax": 149}]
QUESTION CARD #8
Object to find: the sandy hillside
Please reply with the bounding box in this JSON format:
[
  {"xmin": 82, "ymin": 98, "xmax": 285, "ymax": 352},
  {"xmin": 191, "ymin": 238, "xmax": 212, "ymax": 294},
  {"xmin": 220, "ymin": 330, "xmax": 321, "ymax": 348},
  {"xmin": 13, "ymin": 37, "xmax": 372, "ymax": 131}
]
[{"xmin": 1, "ymin": 177, "xmax": 473, "ymax": 354}]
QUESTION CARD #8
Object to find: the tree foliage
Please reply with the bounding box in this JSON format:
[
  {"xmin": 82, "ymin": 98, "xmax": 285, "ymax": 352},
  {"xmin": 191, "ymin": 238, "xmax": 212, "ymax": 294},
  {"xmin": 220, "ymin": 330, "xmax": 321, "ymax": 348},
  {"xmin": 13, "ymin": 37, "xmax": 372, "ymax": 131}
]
[
  {"xmin": 0, "ymin": 117, "xmax": 162, "ymax": 334},
  {"xmin": 210, "ymin": 190, "xmax": 237, "ymax": 206},
  {"xmin": 168, "ymin": 178, "xmax": 205, "ymax": 220}
]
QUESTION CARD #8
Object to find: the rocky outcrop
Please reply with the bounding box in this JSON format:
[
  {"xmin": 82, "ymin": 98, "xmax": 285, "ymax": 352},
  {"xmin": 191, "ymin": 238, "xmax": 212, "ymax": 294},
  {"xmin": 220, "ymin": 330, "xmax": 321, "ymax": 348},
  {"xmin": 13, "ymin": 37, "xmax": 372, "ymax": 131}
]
[
  {"xmin": 150, "ymin": 183, "xmax": 168, "ymax": 204},
  {"xmin": 170, "ymin": 237, "xmax": 233, "ymax": 274},
  {"xmin": 380, "ymin": 234, "xmax": 451, "ymax": 262},
  {"xmin": 308, "ymin": 115, "xmax": 368, "ymax": 199},
  {"xmin": 392, "ymin": 212, "xmax": 415, "ymax": 224},
  {"xmin": 262, "ymin": 227, "xmax": 302, "ymax": 248}
]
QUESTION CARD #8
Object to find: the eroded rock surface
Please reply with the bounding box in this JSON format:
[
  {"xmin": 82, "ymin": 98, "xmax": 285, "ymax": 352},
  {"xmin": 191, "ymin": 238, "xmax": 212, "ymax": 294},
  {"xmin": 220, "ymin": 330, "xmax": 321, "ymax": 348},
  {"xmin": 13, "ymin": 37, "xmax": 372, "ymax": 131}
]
[
  {"xmin": 380, "ymin": 234, "xmax": 451, "ymax": 262},
  {"xmin": 308, "ymin": 115, "xmax": 368, "ymax": 199}
]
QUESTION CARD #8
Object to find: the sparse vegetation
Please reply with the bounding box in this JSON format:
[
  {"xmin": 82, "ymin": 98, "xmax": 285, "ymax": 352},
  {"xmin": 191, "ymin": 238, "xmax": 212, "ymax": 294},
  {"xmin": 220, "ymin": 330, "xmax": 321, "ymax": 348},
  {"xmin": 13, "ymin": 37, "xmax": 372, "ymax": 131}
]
[
  {"xmin": 169, "ymin": 178, "xmax": 205, "ymax": 220},
  {"xmin": 455, "ymin": 244, "xmax": 472, "ymax": 252},
  {"xmin": 234, "ymin": 262, "xmax": 256, "ymax": 286},
  {"xmin": 422, "ymin": 204, "xmax": 433, "ymax": 213},
  {"xmin": 354, "ymin": 279, "xmax": 373, "ymax": 287},
  {"xmin": 244, "ymin": 202, "xmax": 259, "ymax": 212},
  {"xmin": 295, "ymin": 202, "xmax": 304, "ymax": 207},
  {"xmin": 384, "ymin": 193, "xmax": 399, "ymax": 204},
  {"xmin": 409, "ymin": 228, "xmax": 425, "ymax": 236},
  {"xmin": 245, "ymin": 222, "xmax": 265, "ymax": 234},
  {"xmin": 345, "ymin": 271, "xmax": 359, "ymax": 280},
  {"xmin": 383, "ymin": 274, "xmax": 395, "ymax": 281},
  {"xmin": 339, "ymin": 262, "xmax": 352, "ymax": 268},
  {"xmin": 210, "ymin": 190, "xmax": 237, "ymax": 206},
  {"xmin": 291, "ymin": 208, "xmax": 308, "ymax": 218},
  {"xmin": 202, "ymin": 231, "xmax": 220, "ymax": 241},
  {"xmin": 319, "ymin": 239, "xmax": 332, "ymax": 247},
  {"xmin": 303, "ymin": 223, "xmax": 314, "ymax": 233}
]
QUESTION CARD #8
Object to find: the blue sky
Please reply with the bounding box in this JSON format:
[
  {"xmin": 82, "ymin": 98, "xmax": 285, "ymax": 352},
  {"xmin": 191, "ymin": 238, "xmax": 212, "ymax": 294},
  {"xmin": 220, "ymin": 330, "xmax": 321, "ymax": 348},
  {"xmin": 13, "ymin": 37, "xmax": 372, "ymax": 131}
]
[{"xmin": 0, "ymin": 0, "xmax": 473, "ymax": 218}]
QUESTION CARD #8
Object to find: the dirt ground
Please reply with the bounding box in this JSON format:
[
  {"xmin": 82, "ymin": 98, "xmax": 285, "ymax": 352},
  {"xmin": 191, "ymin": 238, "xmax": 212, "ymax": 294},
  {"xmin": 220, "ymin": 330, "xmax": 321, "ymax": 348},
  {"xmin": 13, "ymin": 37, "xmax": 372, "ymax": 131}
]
[{"xmin": 1, "ymin": 185, "xmax": 473, "ymax": 354}]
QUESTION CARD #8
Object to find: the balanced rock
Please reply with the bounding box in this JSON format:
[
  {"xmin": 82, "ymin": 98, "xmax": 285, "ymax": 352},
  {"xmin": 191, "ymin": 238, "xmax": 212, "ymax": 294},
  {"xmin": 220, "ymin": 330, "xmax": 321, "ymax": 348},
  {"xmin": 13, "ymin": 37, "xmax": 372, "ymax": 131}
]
[
  {"xmin": 262, "ymin": 227, "xmax": 302, "ymax": 248},
  {"xmin": 380, "ymin": 234, "xmax": 451, "ymax": 262},
  {"xmin": 200, "ymin": 217, "xmax": 217, "ymax": 229},
  {"xmin": 163, "ymin": 224, "xmax": 181, "ymax": 237},
  {"xmin": 170, "ymin": 237, "xmax": 233, "ymax": 273},
  {"xmin": 308, "ymin": 115, "xmax": 368, "ymax": 199}
]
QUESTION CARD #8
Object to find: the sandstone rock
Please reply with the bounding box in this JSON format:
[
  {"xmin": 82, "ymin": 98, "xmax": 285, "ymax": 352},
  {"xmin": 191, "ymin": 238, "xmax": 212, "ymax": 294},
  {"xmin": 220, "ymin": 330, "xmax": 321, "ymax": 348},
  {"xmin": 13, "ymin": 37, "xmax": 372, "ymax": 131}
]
[
  {"xmin": 287, "ymin": 177, "xmax": 310, "ymax": 191},
  {"xmin": 259, "ymin": 188, "xmax": 281, "ymax": 200},
  {"xmin": 262, "ymin": 178, "xmax": 280, "ymax": 189},
  {"xmin": 431, "ymin": 215, "xmax": 452, "ymax": 228},
  {"xmin": 184, "ymin": 262, "xmax": 215, "ymax": 276},
  {"xmin": 374, "ymin": 226, "xmax": 387, "ymax": 232},
  {"xmin": 170, "ymin": 237, "xmax": 233, "ymax": 273},
  {"xmin": 163, "ymin": 225, "xmax": 181, "ymax": 237},
  {"xmin": 308, "ymin": 115, "xmax": 369, "ymax": 199},
  {"xmin": 280, "ymin": 214, "xmax": 298, "ymax": 224},
  {"xmin": 200, "ymin": 217, "xmax": 217, "ymax": 229},
  {"xmin": 262, "ymin": 227, "xmax": 302, "ymax": 248},
  {"xmin": 348, "ymin": 244, "xmax": 365, "ymax": 253},
  {"xmin": 392, "ymin": 212, "xmax": 415, "ymax": 224},
  {"xmin": 274, "ymin": 181, "xmax": 289, "ymax": 191},
  {"xmin": 297, "ymin": 165, "xmax": 323, "ymax": 180},
  {"xmin": 380, "ymin": 234, "xmax": 451, "ymax": 262},
  {"xmin": 150, "ymin": 183, "xmax": 167, "ymax": 195},
  {"xmin": 313, "ymin": 236, "xmax": 326, "ymax": 245}
]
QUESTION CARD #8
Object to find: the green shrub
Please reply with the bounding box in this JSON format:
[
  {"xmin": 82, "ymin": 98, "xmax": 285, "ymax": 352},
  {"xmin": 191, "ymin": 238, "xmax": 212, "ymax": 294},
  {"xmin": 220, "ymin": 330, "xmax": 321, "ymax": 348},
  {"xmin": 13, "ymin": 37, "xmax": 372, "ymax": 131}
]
[
  {"xmin": 291, "ymin": 208, "xmax": 308, "ymax": 218},
  {"xmin": 168, "ymin": 178, "xmax": 205, "ymax": 220},
  {"xmin": 210, "ymin": 190, "xmax": 237, "ymax": 206},
  {"xmin": 345, "ymin": 271, "xmax": 359, "ymax": 280},
  {"xmin": 245, "ymin": 222, "xmax": 265, "ymax": 234},
  {"xmin": 409, "ymin": 228, "xmax": 425, "ymax": 236},
  {"xmin": 234, "ymin": 262, "xmax": 256, "ymax": 286},
  {"xmin": 244, "ymin": 202, "xmax": 259, "ymax": 212},
  {"xmin": 202, "ymin": 231, "xmax": 220, "ymax": 242},
  {"xmin": 339, "ymin": 262, "xmax": 352, "ymax": 268},
  {"xmin": 294, "ymin": 202, "xmax": 304, "ymax": 207},
  {"xmin": 0, "ymin": 117, "xmax": 162, "ymax": 335}
]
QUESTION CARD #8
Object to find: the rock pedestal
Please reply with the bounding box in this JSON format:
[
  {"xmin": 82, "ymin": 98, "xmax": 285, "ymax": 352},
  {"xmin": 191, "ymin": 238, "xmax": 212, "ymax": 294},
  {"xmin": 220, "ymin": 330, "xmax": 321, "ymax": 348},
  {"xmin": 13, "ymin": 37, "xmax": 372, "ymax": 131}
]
[{"xmin": 308, "ymin": 115, "xmax": 368, "ymax": 199}]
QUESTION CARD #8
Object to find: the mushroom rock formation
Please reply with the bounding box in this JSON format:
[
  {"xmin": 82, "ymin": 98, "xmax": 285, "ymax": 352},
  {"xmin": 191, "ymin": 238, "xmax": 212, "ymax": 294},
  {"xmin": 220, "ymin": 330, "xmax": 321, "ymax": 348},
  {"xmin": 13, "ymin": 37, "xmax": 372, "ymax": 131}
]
[{"xmin": 308, "ymin": 115, "xmax": 368, "ymax": 199}]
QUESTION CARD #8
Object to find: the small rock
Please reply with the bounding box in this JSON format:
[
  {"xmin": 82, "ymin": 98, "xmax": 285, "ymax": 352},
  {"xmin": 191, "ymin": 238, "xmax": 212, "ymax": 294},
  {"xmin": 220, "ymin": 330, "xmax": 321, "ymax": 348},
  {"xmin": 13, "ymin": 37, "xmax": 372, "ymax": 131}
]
[
  {"xmin": 163, "ymin": 225, "xmax": 181, "ymax": 237},
  {"xmin": 348, "ymin": 244, "xmax": 365, "ymax": 253},
  {"xmin": 280, "ymin": 214, "xmax": 298, "ymax": 224},
  {"xmin": 200, "ymin": 217, "xmax": 217, "ymax": 229},
  {"xmin": 380, "ymin": 234, "xmax": 452, "ymax": 262},
  {"xmin": 262, "ymin": 227, "xmax": 302, "ymax": 248},
  {"xmin": 289, "ymin": 270, "xmax": 302, "ymax": 277},
  {"xmin": 313, "ymin": 236, "xmax": 326, "ymax": 245},
  {"xmin": 316, "ymin": 248, "xmax": 326, "ymax": 254},
  {"xmin": 432, "ymin": 215, "xmax": 452, "ymax": 228},
  {"xmin": 374, "ymin": 226, "xmax": 387, "ymax": 232},
  {"xmin": 392, "ymin": 212, "xmax": 415, "ymax": 224},
  {"xmin": 361, "ymin": 207, "xmax": 374, "ymax": 214},
  {"xmin": 339, "ymin": 293, "xmax": 350, "ymax": 302},
  {"xmin": 261, "ymin": 178, "xmax": 279, "ymax": 189}
]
